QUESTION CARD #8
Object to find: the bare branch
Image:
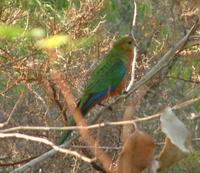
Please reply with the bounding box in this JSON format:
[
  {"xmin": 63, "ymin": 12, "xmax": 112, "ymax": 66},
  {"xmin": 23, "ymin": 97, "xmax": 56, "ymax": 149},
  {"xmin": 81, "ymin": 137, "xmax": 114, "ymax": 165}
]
[
  {"xmin": 126, "ymin": 1, "xmax": 137, "ymax": 92},
  {"xmin": 166, "ymin": 75, "xmax": 200, "ymax": 84},
  {"xmin": 11, "ymin": 134, "xmax": 79, "ymax": 173},
  {"xmin": 9, "ymin": 20, "xmax": 199, "ymax": 173},
  {"xmin": 126, "ymin": 47, "xmax": 137, "ymax": 92},
  {"xmin": 1, "ymin": 96, "xmax": 199, "ymax": 133},
  {"xmin": 132, "ymin": 1, "xmax": 137, "ymax": 29},
  {"xmin": 0, "ymin": 132, "xmax": 94, "ymax": 163},
  {"xmin": 190, "ymin": 114, "xmax": 200, "ymax": 120}
]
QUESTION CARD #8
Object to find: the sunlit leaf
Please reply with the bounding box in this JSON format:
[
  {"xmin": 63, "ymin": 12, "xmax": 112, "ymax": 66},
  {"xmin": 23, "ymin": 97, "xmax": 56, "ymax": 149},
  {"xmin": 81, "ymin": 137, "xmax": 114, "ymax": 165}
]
[
  {"xmin": 0, "ymin": 24, "xmax": 25, "ymax": 39},
  {"xmin": 30, "ymin": 28, "xmax": 45, "ymax": 39},
  {"xmin": 36, "ymin": 34, "xmax": 98, "ymax": 50},
  {"xmin": 36, "ymin": 35, "xmax": 69, "ymax": 49}
]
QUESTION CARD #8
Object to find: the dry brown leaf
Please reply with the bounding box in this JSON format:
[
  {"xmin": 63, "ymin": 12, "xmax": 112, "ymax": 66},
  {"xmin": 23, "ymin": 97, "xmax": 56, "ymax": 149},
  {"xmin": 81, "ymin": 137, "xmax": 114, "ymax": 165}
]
[
  {"xmin": 157, "ymin": 137, "xmax": 187, "ymax": 171},
  {"xmin": 118, "ymin": 129, "xmax": 155, "ymax": 173},
  {"xmin": 160, "ymin": 107, "xmax": 190, "ymax": 153}
]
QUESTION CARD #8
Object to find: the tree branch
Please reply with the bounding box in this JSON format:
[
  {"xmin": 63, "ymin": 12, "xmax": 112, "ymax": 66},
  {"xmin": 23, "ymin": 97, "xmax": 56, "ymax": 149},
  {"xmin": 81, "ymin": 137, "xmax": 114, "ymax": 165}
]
[
  {"xmin": 1, "ymin": 96, "xmax": 199, "ymax": 133},
  {"xmin": 0, "ymin": 133, "xmax": 93, "ymax": 163},
  {"xmin": 126, "ymin": 1, "xmax": 137, "ymax": 92},
  {"xmin": 9, "ymin": 19, "xmax": 199, "ymax": 173}
]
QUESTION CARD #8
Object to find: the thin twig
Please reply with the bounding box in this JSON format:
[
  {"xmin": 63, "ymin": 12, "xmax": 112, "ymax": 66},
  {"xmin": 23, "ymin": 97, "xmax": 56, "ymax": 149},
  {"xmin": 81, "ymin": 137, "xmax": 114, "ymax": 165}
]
[
  {"xmin": 48, "ymin": 81, "xmax": 68, "ymax": 125},
  {"xmin": 0, "ymin": 156, "xmax": 38, "ymax": 167},
  {"xmin": 0, "ymin": 132, "xmax": 94, "ymax": 163},
  {"xmin": 172, "ymin": 97, "xmax": 200, "ymax": 110},
  {"xmin": 0, "ymin": 92, "xmax": 24, "ymax": 128},
  {"xmin": 26, "ymin": 84, "xmax": 48, "ymax": 110},
  {"xmin": 192, "ymin": 138, "xmax": 200, "ymax": 142},
  {"xmin": 1, "ymin": 96, "xmax": 199, "ymax": 133},
  {"xmin": 166, "ymin": 75, "xmax": 200, "ymax": 84},
  {"xmin": 11, "ymin": 134, "xmax": 79, "ymax": 173},
  {"xmin": 10, "ymin": 20, "xmax": 199, "ymax": 173}
]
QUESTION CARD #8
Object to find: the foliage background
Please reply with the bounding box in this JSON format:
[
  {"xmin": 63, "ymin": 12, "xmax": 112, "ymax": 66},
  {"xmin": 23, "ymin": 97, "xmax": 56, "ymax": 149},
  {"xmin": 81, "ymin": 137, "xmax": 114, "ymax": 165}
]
[{"xmin": 0, "ymin": 0, "xmax": 199, "ymax": 172}]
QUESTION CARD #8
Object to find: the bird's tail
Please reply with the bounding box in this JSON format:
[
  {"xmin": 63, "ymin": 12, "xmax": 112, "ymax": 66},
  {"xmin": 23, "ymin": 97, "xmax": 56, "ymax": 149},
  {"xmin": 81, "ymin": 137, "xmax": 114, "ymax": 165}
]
[
  {"xmin": 59, "ymin": 106, "xmax": 87, "ymax": 144},
  {"xmin": 59, "ymin": 117, "xmax": 77, "ymax": 144}
]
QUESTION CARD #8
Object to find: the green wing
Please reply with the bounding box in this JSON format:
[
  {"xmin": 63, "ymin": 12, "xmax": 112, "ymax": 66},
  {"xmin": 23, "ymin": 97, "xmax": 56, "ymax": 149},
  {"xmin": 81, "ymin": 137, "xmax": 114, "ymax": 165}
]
[{"xmin": 79, "ymin": 55, "xmax": 126, "ymax": 110}]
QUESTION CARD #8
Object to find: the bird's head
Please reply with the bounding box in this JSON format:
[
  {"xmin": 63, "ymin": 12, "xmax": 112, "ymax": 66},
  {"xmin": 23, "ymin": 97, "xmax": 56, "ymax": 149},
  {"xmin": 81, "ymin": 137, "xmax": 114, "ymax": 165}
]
[{"xmin": 114, "ymin": 35, "xmax": 135, "ymax": 52}]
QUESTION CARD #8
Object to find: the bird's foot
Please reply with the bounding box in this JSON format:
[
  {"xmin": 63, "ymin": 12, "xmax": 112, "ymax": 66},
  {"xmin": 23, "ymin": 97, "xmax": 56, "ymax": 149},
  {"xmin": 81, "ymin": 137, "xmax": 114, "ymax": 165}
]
[{"xmin": 98, "ymin": 103, "xmax": 113, "ymax": 111}]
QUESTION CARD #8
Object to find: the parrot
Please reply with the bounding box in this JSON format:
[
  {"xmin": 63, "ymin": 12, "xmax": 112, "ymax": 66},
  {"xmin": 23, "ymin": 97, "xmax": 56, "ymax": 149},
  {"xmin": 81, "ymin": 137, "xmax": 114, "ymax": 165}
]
[{"xmin": 59, "ymin": 35, "xmax": 134, "ymax": 144}]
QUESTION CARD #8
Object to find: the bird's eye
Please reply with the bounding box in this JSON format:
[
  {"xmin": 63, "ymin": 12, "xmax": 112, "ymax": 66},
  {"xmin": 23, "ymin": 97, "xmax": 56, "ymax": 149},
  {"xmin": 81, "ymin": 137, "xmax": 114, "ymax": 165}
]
[{"xmin": 128, "ymin": 41, "xmax": 132, "ymax": 44}]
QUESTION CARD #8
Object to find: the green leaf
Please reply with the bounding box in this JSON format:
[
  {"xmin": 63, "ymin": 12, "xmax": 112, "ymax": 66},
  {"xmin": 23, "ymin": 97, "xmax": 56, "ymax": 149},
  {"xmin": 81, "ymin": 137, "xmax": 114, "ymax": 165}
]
[
  {"xmin": 159, "ymin": 25, "xmax": 172, "ymax": 38},
  {"xmin": 73, "ymin": 0, "xmax": 81, "ymax": 9},
  {"xmin": 182, "ymin": 67, "xmax": 192, "ymax": 80},
  {"xmin": 9, "ymin": 84, "xmax": 26, "ymax": 97},
  {"xmin": 194, "ymin": 101, "xmax": 200, "ymax": 112},
  {"xmin": 75, "ymin": 35, "xmax": 98, "ymax": 50},
  {"xmin": 56, "ymin": 0, "xmax": 70, "ymax": 10},
  {"xmin": 138, "ymin": 1, "xmax": 153, "ymax": 21},
  {"xmin": 0, "ymin": 24, "xmax": 25, "ymax": 39},
  {"xmin": 0, "ymin": 74, "xmax": 7, "ymax": 92},
  {"xmin": 105, "ymin": 0, "xmax": 120, "ymax": 22},
  {"xmin": 30, "ymin": 28, "xmax": 45, "ymax": 39}
]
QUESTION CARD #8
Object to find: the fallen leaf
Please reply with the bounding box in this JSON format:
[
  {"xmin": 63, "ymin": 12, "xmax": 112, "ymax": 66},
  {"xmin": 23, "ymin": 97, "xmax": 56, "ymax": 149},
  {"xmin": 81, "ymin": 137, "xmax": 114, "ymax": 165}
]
[{"xmin": 118, "ymin": 129, "xmax": 155, "ymax": 173}]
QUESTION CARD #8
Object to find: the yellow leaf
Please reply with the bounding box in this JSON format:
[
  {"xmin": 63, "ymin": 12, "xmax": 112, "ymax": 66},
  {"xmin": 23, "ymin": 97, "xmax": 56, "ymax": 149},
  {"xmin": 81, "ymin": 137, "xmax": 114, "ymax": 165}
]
[
  {"xmin": 118, "ymin": 129, "xmax": 155, "ymax": 173},
  {"xmin": 36, "ymin": 35, "xmax": 70, "ymax": 49}
]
